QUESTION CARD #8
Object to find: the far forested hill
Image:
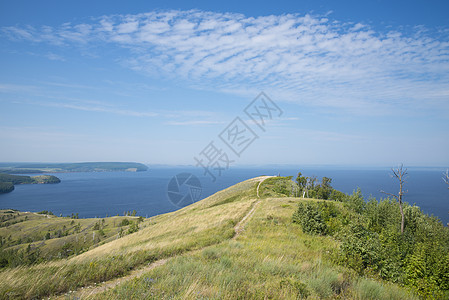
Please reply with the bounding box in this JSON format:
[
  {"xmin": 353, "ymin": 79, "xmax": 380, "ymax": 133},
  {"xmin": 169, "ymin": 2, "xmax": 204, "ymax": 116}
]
[{"xmin": 0, "ymin": 162, "xmax": 148, "ymax": 174}]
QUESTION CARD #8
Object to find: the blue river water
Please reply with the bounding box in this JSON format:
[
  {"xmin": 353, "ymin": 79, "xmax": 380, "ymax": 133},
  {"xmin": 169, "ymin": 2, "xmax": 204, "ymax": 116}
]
[{"xmin": 0, "ymin": 166, "xmax": 448, "ymax": 225}]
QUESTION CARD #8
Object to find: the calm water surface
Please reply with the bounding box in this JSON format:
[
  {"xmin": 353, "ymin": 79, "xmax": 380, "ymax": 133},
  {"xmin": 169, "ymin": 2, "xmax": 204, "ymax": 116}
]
[{"xmin": 0, "ymin": 167, "xmax": 447, "ymax": 225}]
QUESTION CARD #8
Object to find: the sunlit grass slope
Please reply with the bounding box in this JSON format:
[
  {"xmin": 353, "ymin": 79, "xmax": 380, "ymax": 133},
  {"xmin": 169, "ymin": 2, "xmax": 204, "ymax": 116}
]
[
  {"xmin": 98, "ymin": 196, "xmax": 417, "ymax": 300},
  {"xmin": 0, "ymin": 177, "xmax": 261, "ymax": 299},
  {"xmin": 1, "ymin": 176, "xmax": 419, "ymax": 299}
]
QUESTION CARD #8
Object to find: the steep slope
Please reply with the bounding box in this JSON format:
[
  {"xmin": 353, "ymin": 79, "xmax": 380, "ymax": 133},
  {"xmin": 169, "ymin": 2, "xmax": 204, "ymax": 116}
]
[
  {"xmin": 0, "ymin": 176, "xmax": 266, "ymax": 299},
  {"xmin": 91, "ymin": 197, "xmax": 417, "ymax": 300}
]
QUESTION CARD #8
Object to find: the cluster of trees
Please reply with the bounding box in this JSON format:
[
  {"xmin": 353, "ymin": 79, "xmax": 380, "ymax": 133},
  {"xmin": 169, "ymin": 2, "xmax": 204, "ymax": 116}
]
[
  {"xmin": 0, "ymin": 174, "xmax": 60, "ymax": 194},
  {"xmin": 258, "ymin": 172, "xmax": 336, "ymax": 199},
  {"xmin": 0, "ymin": 182, "xmax": 14, "ymax": 194},
  {"xmin": 124, "ymin": 210, "xmax": 137, "ymax": 216},
  {"xmin": 91, "ymin": 219, "xmax": 106, "ymax": 237},
  {"xmin": 0, "ymin": 174, "xmax": 33, "ymax": 185},
  {"xmin": 292, "ymin": 168, "xmax": 449, "ymax": 299},
  {"xmin": 31, "ymin": 175, "xmax": 61, "ymax": 184},
  {"xmin": 118, "ymin": 217, "xmax": 143, "ymax": 237},
  {"xmin": 37, "ymin": 210, "xmax": 54, "ymax": 216},
  {"xmin": 295, "ymin": 172, "xmax": 334, "ymax": 200},
  {"xmin": 0, "ymin": 174, "xmax": 32, "ymax": 194}
]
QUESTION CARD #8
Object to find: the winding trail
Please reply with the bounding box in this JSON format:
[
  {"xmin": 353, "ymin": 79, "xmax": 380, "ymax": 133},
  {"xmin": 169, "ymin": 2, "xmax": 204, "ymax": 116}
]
[
  {"xmin": 54, "ymin": 176, "xmax": 273, "ymax": 299},
  {"xmin": 234, "ymin": 175, "xmax": 273, "ymax": 238},
  {"xmin": 65, "ymin": 259, "xmax": 169, "ymax": 299}
]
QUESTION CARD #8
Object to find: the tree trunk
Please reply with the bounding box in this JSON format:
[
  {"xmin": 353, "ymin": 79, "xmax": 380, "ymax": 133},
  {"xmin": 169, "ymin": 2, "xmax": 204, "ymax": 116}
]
[{"xmin": 381, "ymin": 164, "xmax": 407, "ymax": 235}]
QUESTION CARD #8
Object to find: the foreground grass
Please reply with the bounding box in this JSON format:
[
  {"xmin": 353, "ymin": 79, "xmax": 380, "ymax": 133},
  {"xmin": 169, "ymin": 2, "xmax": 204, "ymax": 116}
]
[
  {"xmin": 0, "ymin": 178, "xmax": 260, "ymax": 299},
  {"xmin": 96, "ymin": 197, "xmax": 417, "ymax": 299}
]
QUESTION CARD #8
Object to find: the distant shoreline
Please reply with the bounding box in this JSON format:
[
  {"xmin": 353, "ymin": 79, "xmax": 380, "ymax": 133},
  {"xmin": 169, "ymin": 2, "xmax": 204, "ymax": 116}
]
[
  {"xmin": 0, "ymin": 162, "xmax": 149, "ymax": 174},
  {"xmin": 0, "ymin": 174, "xmax": 61, "ymax": 194}
]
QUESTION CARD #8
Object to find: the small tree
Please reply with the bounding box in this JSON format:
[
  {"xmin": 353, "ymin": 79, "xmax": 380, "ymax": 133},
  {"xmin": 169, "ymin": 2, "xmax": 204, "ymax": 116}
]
[
  {"xmin": 303, "ymin": 176, "xmax": 317, "ymax": 198},
  {"xmin": 317, "ymin": 177, "xmax": 332, "ymax": 200},
  {"xmin": 381, "ymin": 164, "xmax": 407, "ymax": 234},
  {"xmin": 296, "ymin": 172, "xmax": 307, "ymax": 197}
]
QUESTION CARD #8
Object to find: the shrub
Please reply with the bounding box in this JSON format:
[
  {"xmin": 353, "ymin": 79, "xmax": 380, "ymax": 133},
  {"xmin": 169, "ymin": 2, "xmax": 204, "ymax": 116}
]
[
  {"xmin": 293, "ymin": 193, "xmax": 449, "ymax": 297},
  {"xmin": 127, "ymin": 221, "xmax": 139, "ymax": 234},
  {"xmin": 293, "ymin": 202, "xmax": 328, "ymax": 235},
  {"xmin": 120, "ymin": 219, "xmax": 130, "ymax": 226},
  {"xmin": 37, "ymin": 210, "xmax": 54, "ymax": 216}
]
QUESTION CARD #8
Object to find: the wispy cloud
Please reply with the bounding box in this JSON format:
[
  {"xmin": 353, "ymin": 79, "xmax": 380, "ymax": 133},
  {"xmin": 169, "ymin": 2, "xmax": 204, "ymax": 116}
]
[
  {"xmin": 42, "ymin": 101, "xmax": 159, "ymax": 117},
  {"xmin": 165, "ymin": 120, "xmax": 224, "ymax": 126},
  {"xmin": 2, "ymin": 10, "xmax": 449, "ymax": 115}
]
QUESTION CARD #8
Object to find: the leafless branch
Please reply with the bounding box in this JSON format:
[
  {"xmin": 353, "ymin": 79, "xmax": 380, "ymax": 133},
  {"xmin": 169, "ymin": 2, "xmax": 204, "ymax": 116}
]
[
  {"xmin": 381, "ymin": 164, "xmax": 407, "ymax": 234},
  {"xmin": 443, "ymin": 169, "xmax": 449, "ymax": 189},
  {"xmin": 380, "ymin": 190, "xmax": 398, "ymax": 201}
]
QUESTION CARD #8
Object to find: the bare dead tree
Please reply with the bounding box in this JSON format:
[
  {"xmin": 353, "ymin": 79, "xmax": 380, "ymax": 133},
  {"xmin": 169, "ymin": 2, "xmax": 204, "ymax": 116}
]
[
  {"xmin": 443, "ymin": 169, "xmax": 449, "ymax": 189},
  {"xmin": 381, "ymin": 164, "xmax": 408, "ymax": 234}
]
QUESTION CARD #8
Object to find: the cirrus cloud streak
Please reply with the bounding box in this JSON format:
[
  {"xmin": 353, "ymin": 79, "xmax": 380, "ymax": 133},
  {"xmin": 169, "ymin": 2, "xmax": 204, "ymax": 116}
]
[{"xmin": 2, "ymin": 10, "xmax": 449, "ymax": 115}]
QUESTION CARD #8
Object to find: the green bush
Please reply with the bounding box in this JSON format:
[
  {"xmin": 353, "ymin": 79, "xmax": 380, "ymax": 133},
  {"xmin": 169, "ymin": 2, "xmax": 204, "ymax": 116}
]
[
  {"xmin": 127, "ymin": 221, "xmax": 139, "ymax": 234},
  {"xmin": 405, "ymin": 242, "xmax": 449, "ymax": 298},
  {"xmin": 120, "ymin": 219, "xmax": 130, "ymax": 226},
  {"xmin": 293, "ymin": 202, "xmax": 328, "ymax": 235},
  {"xmin": 338, "ymin": 222, "xmax": 381, "ymax": 274},
  {"xmin": 293, "ymin": 195, "xmax": 449, "ymax": 298}
]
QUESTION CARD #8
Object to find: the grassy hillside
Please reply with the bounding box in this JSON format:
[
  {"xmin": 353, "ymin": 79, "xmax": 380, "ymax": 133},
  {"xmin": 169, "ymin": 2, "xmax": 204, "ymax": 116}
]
[
  {"xmin": 0, "ymin": 210, "xmax": 140, "ymax": 266},
  {"xmin": 0, "ymin": 176, "xmax": 446, "ymax": 299},
  {"xmin": 96, "ymin": 197, "xmax": 417, "ymax": 300},
  {"xmin": 0, "ymin": 177, "xmax": 260, "ymax": 299}
]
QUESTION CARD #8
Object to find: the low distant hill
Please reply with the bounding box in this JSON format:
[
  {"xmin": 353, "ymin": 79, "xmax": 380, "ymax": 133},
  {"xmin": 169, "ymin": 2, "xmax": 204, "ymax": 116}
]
[
  {"xmin": 0, "ymin": 174, "xmax": 61, "ymax": 194},
  {"xmin": 0, "ymin": 162, "xmax": 148, "ymax": 174}
]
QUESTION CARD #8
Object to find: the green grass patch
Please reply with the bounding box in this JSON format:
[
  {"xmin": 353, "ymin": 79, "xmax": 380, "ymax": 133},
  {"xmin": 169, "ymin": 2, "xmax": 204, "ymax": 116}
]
[{"xmin": 96, "ymin": 197, "xmax": 416, "ymax": 299}]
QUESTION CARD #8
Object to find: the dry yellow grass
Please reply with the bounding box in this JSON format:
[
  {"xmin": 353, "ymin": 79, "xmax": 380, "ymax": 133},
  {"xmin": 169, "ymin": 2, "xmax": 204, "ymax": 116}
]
[
  {"xmin": 93, "ymin": 195, "xmax": 417, "ymax": 300},
  {"xmin": 0, "ymin": 177, "xmax": 266, "ymax": 299},
  {"xmin": 0, "ymin": 177, "xmax": 419, "ymax": 299}
]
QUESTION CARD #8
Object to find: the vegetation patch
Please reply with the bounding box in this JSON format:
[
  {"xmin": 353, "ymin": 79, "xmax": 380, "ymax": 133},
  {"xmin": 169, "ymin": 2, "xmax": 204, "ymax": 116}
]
[
  {"xmin": 96, "ymin": 196, "xmax": 416, "ymax": 300},
  {"xmin": 0, "ymin": 174, "xmax": 60, "ymax": 194},
  {"xmin": 292, "ymin": 193, "xmax": 449, "ymax": 299}
]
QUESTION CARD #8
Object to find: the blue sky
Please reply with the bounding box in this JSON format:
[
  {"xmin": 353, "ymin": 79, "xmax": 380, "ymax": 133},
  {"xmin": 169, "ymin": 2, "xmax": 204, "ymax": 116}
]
[{"xmin": 0, "ymin": 0, "xmax": 448, "ymax": 167}]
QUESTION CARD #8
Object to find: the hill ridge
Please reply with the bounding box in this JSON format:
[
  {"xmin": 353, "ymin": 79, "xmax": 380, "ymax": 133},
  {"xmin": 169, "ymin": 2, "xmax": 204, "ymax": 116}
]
[{"xmin": 60, "ymin": 176, "xmax": 273, "ymax": 299}]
